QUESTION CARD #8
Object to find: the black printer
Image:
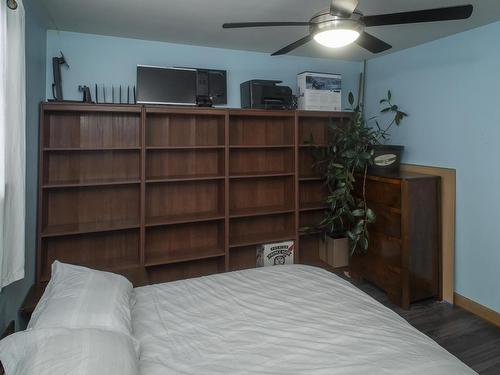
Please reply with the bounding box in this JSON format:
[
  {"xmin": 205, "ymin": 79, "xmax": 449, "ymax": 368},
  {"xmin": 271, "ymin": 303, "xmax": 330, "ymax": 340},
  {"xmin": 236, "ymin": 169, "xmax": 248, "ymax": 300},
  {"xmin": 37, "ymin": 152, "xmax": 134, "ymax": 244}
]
[{"xmin": 240, "ymin": 80, "xmax": 295, "ymax": 110}]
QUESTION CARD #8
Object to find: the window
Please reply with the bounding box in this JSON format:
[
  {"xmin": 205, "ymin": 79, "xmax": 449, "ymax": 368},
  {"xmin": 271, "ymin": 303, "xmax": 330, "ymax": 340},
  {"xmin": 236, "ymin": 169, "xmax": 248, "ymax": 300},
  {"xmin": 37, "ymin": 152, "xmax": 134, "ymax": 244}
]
[{"xmin": 0, "ymin": 0, "xmax": 25, "ymax": 289}]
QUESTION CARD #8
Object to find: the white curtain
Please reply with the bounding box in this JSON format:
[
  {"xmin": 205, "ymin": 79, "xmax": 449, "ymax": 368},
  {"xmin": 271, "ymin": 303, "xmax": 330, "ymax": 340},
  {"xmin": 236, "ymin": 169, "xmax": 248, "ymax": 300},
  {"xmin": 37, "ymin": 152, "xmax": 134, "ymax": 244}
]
[{"xmin": 0, "ymin": 0, "xmax": 26, "ymax": 290}]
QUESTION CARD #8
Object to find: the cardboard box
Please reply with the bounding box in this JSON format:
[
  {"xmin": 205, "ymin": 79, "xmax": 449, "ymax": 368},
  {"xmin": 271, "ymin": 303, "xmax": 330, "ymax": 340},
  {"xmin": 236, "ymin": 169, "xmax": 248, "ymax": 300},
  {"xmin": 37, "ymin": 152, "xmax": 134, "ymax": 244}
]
[
  {"xmin": 257, "ymin": 241, "xmax": 294, "ymax": 267},
  {"xmin": 297, "ymin": 71, "xmax": 342, "ymax": 112}
]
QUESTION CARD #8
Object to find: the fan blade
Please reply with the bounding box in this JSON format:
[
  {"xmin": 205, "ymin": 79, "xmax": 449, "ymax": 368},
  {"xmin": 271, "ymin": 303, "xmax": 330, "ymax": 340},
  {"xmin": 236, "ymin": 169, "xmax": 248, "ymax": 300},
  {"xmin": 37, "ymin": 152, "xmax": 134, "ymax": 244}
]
[
  {"xmin": 330, "ymin": 0, "xmax": 358, "ymax": 16},
  {"xmin": 356, "ymin": 32, "xmax": 392, "ymax": 54},
  {"xmin": 271, "ymin": 35, "xmax": 313, "ymax": 56},
  {"xmin": 223, "ymin": 22, "xmax": 310, "ymax": 29},
  {"xmin": 363, "ymin": 5, "xmax": 473, "ymax": 27}
]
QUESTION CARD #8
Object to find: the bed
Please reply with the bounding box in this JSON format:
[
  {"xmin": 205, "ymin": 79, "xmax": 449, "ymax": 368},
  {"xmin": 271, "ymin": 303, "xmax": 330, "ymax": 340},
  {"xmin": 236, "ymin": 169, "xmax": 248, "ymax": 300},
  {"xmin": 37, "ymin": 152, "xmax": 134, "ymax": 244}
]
[
  {"xmin": 132, "ymin": 265, "xmax": 475, "ymax": 374},
  {"xmin": 0, "ymin": 263, "xmax": 475, "ymax": 375}
]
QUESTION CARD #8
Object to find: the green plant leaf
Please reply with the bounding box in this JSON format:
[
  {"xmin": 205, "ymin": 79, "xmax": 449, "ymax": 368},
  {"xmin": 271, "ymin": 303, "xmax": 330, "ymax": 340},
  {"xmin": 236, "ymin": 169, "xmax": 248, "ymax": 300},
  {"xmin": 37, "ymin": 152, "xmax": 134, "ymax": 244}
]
[
  {"xmin": 352, "ymin": 209, "xmax": 365, "ymax": 217},
  {"xmin": 356, "ymin": 219, "xmax": 365, "ymax": 228},
  {"xmin": 332, "ymin": 188, "xmax": 346, "ymax": 197},
  {"xmin": 366, "ymin": 208, "xmax": 376, "ymax": 222},
  {"xmin": 353, "ymin": 220, "xmax": 365, "ymax": 235},
  {"xmin": 360, "ymin": 152, "xmax": 372, "ymax": 160},
  {"xmin": 361, "ymin": 236, "xmax": 369, "ymax": 250},
  {"xmin": 344, "ymin": 150, "xmax": 357, "ymax": 158},
  {"xmin": 348, "ymin": 92, "xmax": 354, "ymax": 106}
]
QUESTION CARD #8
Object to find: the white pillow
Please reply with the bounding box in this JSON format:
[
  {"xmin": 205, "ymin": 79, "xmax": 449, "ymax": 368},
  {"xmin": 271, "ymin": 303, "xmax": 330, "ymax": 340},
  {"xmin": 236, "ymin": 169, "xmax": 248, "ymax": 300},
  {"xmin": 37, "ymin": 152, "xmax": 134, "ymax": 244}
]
[
  {"xmin": 0, "ymin": 328, "xmax": 139, "ymax": 375},
  {"xmin": 28, "ymin": 261, "xmax": 133, "ymax": 336}
]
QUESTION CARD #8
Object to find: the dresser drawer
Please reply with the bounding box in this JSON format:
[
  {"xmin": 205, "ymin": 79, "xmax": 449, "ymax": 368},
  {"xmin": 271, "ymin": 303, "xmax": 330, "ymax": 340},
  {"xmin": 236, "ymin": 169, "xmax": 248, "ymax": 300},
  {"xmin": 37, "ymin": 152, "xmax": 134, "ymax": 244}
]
[
  {"xmin": 353, "ymin": 255, "xmax": 401, "ymax": 293},
  {"xmin": 363, "ymin": 179, "xmax": 401, "ymax": 209},
  {"xmin": 370, "ymin": 207, "xmax": 401, "ymax": 239},
  {"xmin": 369, "ymin": 232, "xmax": 402, "ymax": 268}
]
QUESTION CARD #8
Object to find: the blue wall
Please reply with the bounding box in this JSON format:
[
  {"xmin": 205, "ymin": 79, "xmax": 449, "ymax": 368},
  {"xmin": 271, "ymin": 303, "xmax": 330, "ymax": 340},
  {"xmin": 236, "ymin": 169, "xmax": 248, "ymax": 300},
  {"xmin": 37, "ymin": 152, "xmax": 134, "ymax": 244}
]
[
  {"xmin": 365, "ymin": 21, "xmax": 500, "ymax": 312},
  {"xmin": 46, "ymin": 31, "xmax": 362, "ymax": 107},
  {"xmin": 0, "ymin": 0, "xmax": 46, "ymax": 330}
]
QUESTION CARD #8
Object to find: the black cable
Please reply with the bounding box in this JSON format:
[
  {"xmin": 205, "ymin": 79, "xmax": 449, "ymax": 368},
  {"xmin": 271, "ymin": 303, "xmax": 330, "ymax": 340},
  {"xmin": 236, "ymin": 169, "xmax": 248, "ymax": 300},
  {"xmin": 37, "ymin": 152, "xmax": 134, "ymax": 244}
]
[{"xmin": 7, "ymin": 0, "xmax": 18, "ymax": 10}]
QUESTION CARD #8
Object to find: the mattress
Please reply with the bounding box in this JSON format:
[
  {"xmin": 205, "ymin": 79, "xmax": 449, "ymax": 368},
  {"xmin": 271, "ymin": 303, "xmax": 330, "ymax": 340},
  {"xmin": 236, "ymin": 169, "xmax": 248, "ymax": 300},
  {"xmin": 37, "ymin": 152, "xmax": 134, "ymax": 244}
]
[{"xmin": 132, "ymin": 265, "xmax": 475, "ymax": 374}]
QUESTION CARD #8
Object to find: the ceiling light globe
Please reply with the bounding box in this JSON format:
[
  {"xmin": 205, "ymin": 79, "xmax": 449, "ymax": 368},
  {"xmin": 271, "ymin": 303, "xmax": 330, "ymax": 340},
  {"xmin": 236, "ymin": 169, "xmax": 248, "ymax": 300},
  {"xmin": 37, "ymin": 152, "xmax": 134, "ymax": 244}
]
[
  {"xmin": 313, "ymin": 29, "xmax": 360, "ymax": 48},
  {"xmin": 7, "ymin": 0, "xmax": 18, "ymax": 10}
]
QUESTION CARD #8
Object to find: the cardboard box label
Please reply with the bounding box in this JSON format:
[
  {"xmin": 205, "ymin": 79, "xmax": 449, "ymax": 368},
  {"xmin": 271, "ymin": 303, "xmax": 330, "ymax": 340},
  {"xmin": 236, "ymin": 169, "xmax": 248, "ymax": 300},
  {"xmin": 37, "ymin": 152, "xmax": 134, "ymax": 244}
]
[
  {"xmin": 257, "ymin": 241, "xmax": 294, "ymax": 267},
  {"xmin": 298, "ymin": 72, "xmax": 342, "ymax": 112}
]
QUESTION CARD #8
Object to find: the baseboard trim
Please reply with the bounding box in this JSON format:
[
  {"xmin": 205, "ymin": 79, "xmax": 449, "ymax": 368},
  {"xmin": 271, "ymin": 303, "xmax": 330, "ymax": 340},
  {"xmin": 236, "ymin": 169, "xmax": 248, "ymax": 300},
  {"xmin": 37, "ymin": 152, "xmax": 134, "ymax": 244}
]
[{"xmin": 454, "ymin": 293, "xmax": 500, "ymax": 327}]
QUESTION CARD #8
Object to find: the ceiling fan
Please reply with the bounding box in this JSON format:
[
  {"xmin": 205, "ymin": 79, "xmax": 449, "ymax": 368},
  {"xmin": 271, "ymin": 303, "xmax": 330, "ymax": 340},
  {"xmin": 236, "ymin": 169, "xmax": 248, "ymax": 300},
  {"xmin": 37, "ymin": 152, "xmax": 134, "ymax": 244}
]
[{"xmin": 222, "ymin": 0, "xmax": 473, "ymax": 56}]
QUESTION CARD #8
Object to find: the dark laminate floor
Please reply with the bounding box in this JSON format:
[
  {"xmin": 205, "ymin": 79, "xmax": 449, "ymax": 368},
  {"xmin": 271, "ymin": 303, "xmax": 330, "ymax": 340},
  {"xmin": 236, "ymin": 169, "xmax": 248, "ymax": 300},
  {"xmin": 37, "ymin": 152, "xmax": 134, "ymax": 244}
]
[{"xmin": 342, "ymin": 274, "xmax": 500, "ymax": 375}]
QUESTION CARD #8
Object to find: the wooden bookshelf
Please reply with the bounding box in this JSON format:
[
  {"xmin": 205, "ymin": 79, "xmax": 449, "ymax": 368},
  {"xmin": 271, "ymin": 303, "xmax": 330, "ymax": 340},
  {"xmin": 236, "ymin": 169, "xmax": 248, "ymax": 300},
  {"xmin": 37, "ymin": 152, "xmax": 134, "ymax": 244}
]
[
  {"xmin": 37, "ymin": 103, "xmax": 350, "ymax": 285},
  {"xmin": 227, "ymin": 112, "xmax": 296, "ymax": 269}
]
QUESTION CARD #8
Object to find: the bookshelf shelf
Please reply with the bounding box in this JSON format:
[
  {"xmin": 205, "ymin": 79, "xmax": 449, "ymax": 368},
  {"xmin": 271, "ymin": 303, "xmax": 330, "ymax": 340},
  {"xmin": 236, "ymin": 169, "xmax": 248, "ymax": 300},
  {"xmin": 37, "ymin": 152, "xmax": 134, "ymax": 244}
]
[
  {"xmin": 43, "ymin": 178, "xmax": 141, "ymax": 189},
  {"xmin": 229, "ymin": 145, "xmax": 294, "ymax": 149},
  {"xmin": 146, "ymin": 176, "xmax": 224, "ymax": 183},
  {"xmin": 145, "ymin": 213, "xmax": 225, "ymax": 227},
  {"xmin": 229, "ymin": 232, "xmax": 296, "ymax": 249},
  {"xmin": 230, "ymin": 172, "xmax": 295, "ymax": 179},
  {"xmin": 41, "ymin": 219, "xmax": 141, "ymax": 238},
  {"xmin": 144, "ymin": 252, "xmax": 225, "ymax": 268}
]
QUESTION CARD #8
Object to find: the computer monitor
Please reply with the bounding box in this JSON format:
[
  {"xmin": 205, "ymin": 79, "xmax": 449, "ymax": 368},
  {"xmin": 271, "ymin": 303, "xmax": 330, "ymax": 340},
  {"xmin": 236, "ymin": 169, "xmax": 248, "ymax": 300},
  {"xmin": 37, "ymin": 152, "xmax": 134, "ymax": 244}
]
[
  {"xmin": 180, "ymin": 67, "xmax": 227, "ymax": 105},
  {"xmin": 136, "ymin": 65, "xmax": 197, "ymax": 105}
]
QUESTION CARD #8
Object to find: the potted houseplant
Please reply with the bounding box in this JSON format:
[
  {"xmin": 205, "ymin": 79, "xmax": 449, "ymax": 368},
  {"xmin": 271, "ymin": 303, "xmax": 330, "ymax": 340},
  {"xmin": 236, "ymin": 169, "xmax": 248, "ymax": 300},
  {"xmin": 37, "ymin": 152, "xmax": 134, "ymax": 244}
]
[
  {"xmin": 307, "ymin": 91, "xmax": 407, "ymax": 260},
  {"xmin": 369, "ymin": 91, "xmax": 408, "ymax": 175}
]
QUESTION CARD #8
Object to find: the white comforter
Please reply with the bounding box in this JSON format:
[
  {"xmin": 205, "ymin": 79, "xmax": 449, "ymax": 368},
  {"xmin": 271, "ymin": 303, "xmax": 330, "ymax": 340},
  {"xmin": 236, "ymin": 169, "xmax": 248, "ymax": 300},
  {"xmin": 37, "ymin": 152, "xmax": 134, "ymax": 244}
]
[{"xmin": 132, "ymin": 265, "xmax": 475, "ymax": 374}]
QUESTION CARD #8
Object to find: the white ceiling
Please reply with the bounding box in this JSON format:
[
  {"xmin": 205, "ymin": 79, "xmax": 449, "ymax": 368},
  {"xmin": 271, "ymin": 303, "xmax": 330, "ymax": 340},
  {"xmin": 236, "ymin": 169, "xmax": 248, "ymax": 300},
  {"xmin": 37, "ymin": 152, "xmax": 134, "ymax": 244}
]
[{"xmin": 38, "ymin": 0, "xmax": 500, "ymax": 61}]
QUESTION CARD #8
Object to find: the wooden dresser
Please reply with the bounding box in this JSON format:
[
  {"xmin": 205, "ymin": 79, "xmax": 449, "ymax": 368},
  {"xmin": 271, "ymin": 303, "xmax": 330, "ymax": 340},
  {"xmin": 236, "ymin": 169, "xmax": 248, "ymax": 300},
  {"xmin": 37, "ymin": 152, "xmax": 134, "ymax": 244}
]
[{"xmin": 351, "ymin": 172, "xmax": 440, "ymax": 308}]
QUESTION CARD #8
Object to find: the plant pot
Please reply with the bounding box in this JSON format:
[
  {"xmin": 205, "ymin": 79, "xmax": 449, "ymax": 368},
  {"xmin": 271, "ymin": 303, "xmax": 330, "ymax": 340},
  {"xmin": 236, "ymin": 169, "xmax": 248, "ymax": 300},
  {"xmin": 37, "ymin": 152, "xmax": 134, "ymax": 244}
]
[
  {"xmin": 319, "ymin": 237, "xmax": 349, "ymax": 268},
  {"xmin": 369, "ymin": 144, "xmax": 404, "ymax": 176}
]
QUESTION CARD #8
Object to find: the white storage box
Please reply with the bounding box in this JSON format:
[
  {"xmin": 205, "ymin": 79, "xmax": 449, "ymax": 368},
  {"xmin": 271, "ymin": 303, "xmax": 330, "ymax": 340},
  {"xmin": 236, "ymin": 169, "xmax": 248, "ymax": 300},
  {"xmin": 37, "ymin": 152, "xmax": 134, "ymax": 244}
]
[
  {"xmin": 297, "ymin": 71, "xmax": 342, "ymax": 111},
  {"xmin": 257, "ymin": 241, "xmax": 294, "ymax": 267},
  {"xmin": 319, "ymin": 237, "xmax": 349, "ymax": 268}
]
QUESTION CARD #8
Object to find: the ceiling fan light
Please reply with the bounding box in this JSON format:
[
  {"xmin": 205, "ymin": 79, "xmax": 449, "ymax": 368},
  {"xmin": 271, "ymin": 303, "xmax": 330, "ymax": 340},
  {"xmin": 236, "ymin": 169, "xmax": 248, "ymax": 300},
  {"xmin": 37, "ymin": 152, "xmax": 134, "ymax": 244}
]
[
  {"xmin": 313, "ymin": 29, "xmax": 360, "ymax": 48},
  {"xmin": 6, "ymin": 0, "xmax": 18, "ymax": 10}
]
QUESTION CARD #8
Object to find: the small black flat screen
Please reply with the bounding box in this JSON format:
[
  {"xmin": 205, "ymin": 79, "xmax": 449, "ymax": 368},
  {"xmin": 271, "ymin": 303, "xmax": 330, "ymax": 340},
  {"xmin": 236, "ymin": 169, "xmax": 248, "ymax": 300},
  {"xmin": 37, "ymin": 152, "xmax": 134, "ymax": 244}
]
[{"xmin": 137, "ymin": 66, "xmax": 197, "ymax": 105}]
